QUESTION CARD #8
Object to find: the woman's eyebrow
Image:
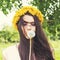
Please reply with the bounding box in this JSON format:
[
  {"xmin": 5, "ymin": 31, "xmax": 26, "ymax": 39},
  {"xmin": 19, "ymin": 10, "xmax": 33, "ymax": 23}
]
[{"xmin": 23, "ymin": 20, "xmax": 34, "ymax": 23}]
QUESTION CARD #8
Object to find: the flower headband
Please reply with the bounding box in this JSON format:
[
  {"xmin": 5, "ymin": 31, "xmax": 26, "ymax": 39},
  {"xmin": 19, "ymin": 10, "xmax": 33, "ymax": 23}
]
[{"xmin": 12, "ymin": 6, "xmax": 44, "ymax": 29}]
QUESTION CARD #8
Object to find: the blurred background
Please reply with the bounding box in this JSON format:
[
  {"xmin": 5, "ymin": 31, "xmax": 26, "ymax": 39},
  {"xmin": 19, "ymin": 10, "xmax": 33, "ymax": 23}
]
[{"xmin": 0, "ymin": 0, "xmax": 60, "ymax": 60}]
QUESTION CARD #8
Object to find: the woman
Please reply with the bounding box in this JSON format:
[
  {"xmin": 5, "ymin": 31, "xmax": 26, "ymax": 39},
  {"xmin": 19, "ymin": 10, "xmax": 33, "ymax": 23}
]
[{"xmin": 3, "ymin": 6, "xmax": 55, "ymax": 60}]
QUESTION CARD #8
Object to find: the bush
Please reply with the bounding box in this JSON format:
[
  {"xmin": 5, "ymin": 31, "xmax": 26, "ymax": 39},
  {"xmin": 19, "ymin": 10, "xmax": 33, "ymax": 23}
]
[{"xmin": 0, "ymin": 26, "xmax": 19, "ymax": 43}]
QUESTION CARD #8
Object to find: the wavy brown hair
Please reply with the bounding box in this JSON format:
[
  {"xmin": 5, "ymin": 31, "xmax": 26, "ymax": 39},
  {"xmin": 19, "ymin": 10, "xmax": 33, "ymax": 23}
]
[{"xmin": 17, "ymin": 12, "xmax": 54, "ymax": 60}]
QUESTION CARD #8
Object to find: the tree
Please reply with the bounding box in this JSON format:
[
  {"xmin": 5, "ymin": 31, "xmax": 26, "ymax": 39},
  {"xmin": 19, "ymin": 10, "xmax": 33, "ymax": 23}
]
[
  {"xmin": 0, "ymin": 0, "xmax": 22, "ymax": 14},
  {"xmin": 30, "ymin": 0, "xmax": 60, "ymax": 40}
]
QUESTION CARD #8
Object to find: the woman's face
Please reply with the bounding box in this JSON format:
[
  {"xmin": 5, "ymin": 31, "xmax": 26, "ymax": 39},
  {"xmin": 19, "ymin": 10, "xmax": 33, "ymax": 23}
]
[{"xmin": 21, "ymin": 15, "xmax": 36, "ymax": 39}]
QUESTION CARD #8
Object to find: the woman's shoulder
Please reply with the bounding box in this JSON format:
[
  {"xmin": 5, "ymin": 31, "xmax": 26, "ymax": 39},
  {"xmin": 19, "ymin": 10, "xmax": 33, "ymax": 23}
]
[
  {"xmin": 3, "ymin": 43, "xmax": 18, "ymax": 53},
  {"xmin": 2, "ymin": 43, "xmax": 21, "ymax": 60}
]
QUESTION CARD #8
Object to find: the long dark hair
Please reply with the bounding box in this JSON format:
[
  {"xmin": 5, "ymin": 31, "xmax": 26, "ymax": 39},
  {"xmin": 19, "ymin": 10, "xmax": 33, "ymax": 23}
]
[{"xmin": 17, "ymin": 12, "xmax": 54, "ymax": 60}]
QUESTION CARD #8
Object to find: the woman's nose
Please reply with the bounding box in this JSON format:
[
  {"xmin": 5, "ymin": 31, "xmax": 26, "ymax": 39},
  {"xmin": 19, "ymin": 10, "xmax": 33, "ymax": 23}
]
[{"xmin": 27, "ymin": 24, "xmax": 32, "ymax": 30}]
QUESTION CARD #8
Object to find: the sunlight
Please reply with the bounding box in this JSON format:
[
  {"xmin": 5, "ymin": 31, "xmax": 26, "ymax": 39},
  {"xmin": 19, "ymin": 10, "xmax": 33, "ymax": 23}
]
[{"xmin": 0, "ymin": 0, "xmax": 31, "ymax": 30}]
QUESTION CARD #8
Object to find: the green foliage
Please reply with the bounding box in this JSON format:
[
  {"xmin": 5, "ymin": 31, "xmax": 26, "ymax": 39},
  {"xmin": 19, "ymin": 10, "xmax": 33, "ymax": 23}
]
[
  {"xmin": 50, "ymin": 40, "xmax": 60, "ymax": 60},
  {"xmin": 30, "ymin": 0, "xmax": 60, "ymax": 21},
  {"xmin": 0, "ymin": 0, "xmax": 60, "ymax": 41},
  {"xmin": 30, "ymin": 0, "xmax": 60, "ymax": 40},
  {"xmin": 0, "ymin": 26, "xmax": 19, "ymax": 43},
  {"xmin": 0, "ymin": 0, "xmax": 22, "ymax": 14}
]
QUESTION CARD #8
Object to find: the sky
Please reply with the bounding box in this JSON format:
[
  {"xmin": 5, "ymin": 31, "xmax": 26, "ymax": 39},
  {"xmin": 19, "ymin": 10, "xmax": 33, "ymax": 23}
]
[{"xmin": 0, "ymin": 0, "xmax": 32, "ymax": 30}]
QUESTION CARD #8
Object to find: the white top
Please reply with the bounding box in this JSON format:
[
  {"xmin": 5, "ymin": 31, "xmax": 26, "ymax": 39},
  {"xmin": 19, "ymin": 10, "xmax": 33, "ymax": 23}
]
[{"xmin": 3, "ymin": 44, "xmax": 21, "ymax": 60}]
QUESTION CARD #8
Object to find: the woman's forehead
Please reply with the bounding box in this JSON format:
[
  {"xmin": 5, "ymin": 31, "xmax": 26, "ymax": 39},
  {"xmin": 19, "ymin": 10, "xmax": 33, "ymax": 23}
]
[{"xmin": 23, "ymin": 15, "xmax": 34, "ymax": 22}]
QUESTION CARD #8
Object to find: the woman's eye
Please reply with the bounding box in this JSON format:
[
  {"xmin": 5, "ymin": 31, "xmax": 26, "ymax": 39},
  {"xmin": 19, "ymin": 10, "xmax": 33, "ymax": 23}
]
[
  {"xmin": 22, "ymin": 20, "xmax": 35, "ymax": 26},
  {"xmin": 23, "ymin": 22, "xmax": 27, "ymax": 25},
  {"xmin": 31, "ymin": 22, "xmax": 35, "ymax": 26}
]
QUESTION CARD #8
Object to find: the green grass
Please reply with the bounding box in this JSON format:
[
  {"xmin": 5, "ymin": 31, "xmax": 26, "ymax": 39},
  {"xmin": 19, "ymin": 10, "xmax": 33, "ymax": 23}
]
[
  {"xmin": 0, "ymin": 41, "xmax": 60, "ymax": 60},
  {"xmin": 49, "ymin": 40, "xmax": 60, "ymax": 60}
]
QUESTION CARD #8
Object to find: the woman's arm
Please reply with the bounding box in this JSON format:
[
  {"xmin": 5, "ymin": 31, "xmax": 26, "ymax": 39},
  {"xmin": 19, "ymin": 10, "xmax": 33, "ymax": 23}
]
[{"xmin": 3, "ymin": 55, "xmax": 6, "ymax": 60}]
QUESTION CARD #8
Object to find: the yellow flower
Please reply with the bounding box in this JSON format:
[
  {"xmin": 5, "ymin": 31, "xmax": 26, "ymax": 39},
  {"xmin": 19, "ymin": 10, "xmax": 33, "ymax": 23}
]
[{"xmin": 12, "ymin": 6, "xmax": 44, "ymax": 29}]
